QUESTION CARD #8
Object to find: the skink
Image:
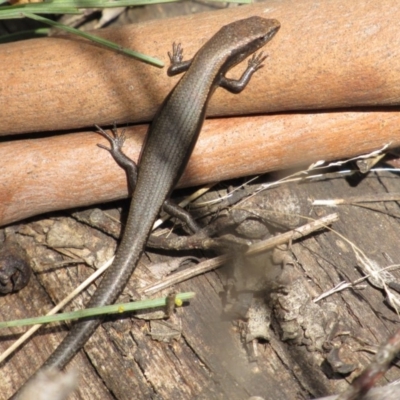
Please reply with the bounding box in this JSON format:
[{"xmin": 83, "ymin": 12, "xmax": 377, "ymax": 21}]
[{"xmin": 13, "ymin": 16, "xmax": 280, "ymax": 397}]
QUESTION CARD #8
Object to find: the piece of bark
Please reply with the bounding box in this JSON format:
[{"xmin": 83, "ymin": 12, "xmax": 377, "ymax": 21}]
[
  {"xmin": 1, "ymin": 110, "xmax": 399, "ymax": 226},
  {"xmin": 1, "ymin": 0, "xmax": 400, "ymax": 135}
]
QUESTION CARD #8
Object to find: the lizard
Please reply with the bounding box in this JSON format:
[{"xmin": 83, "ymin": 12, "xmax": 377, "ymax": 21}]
[{"xmin": 12, "ymin": 15, "xmax": 280, "ymax": 398}]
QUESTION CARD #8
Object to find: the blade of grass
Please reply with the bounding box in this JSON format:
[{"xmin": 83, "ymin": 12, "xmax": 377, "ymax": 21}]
[
  {"xmin": 66, "ymin": 0, "xmax": 180, "ymax": 7},
  {"xmin": 0, "ymin": 4, "xmax": 81, "ymax": 18},
  {"xmin": 67, "ymin": 0, "xmax": 251, "ymax": 5},
  {"xmin": 0, "ymin": 292, "xmax": 195, "ymax": 329},
  {"xmin": 0, "ymin": 27, "xmax": 49, "ymax": 43},
  {"xmin": 0, "ymin": 0, "xmax": 250, "ymax": 18},
  {"xmin": 22, "ymin": 12, "xmax": 164, "ymax": 67}
]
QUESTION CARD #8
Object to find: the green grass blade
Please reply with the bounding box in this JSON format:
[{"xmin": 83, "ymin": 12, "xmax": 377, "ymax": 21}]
[
  {"xmin": 0, "ymin": 27, "xmax": 49, "ymax": 43},
  {"xmin": 0, "ymin": 292, "xmax": 195, "ymax": 328},
  {"xmin": 22, "ymin": 12, "xmax": 164, "ymax": 67},
  {"xmin": 65, "ymin": 0, "xmax": 179, "ymax": 7},
  {"xmin": 0, "ymin": 3, "xmax": 81, "ymax": 18}
]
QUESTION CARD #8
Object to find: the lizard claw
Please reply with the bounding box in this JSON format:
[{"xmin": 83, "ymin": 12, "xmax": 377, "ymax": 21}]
[
  {"xmin": 168, "ymin": 42, "xmax": 183, "ymax": 65},
  {"xmin": 248, "ymin": 51, "xmax": 268, "ymax": 71},
  {"xmin": 96, "ymin": 124, "xmax": 126, "ymax": 153}
]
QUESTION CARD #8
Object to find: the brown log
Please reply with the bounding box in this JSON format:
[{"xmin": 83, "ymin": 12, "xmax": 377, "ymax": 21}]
[
  {"xmin": 1, "ymin": 110, "xmax": 399, "ymax": 226},
  {"xmin": 1, "ymin": 0, "xmax": 400, "ymax": 135}
]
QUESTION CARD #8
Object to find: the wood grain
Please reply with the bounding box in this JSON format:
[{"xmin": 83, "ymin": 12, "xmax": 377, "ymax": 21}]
[
  {"xmin": 1, "ymin": 110, "xmax": 399, "ymax": 226},
  {"xmin": 1, "ymin": 0, "xmax": 400, "ymax": 135},
  {"xmin": 2, "ymin": 0, "xmax": 400, "ymax": 225}
]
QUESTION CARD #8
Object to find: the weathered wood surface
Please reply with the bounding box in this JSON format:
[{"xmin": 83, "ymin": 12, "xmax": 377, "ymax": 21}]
[{"xmin": 2, "ymin": 168, "xmax": 400, "ymax": 399}]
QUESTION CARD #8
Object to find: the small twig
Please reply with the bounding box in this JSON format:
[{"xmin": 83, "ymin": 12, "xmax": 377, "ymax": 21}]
[
  {"xmin": 141, "ymin": 254, "xmax": 229, "ymax": 296},
  {"xmin": 314, "ymin": 262, "xmax": 400, "ymax": 302},
  {"xmin": 242, "ymin": 143, "xmax": 391, "ymax": 204},
  {"xmin": 313, "ymin": 193, "xmax": 400, "ymax": 206},
  {"xmin": 336, "ymin": 328, "xmax": 400, "ymax": 400},
  {"xmin": 245, "ymin": 213, "xmax": 338, "ymax": 256},
  {"xmin": 313, "ymin": 281, "xmax": 354, "ymax": 303}
]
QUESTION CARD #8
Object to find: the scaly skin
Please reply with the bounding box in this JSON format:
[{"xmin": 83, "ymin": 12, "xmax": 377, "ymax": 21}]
[{"xmin": 12, "ymin": 16, "xmax": 280, "ymax": 398}]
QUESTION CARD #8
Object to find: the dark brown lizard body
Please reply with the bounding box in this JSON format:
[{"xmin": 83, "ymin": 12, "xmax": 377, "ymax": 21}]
[{"xmin": 13, "ymin": 16, "xmax": 280, "ymax": 398}]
